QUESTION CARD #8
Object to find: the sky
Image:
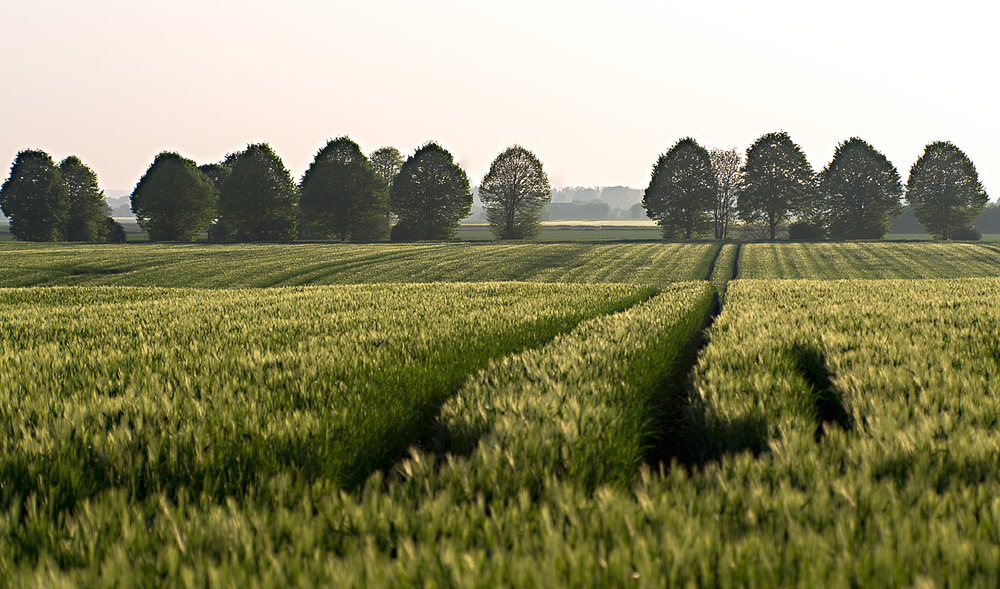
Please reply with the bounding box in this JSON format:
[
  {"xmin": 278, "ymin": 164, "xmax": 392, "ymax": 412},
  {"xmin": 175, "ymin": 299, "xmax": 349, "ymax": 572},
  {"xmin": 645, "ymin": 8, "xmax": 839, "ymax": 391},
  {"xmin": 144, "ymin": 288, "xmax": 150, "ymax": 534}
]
[{"xmin": 2, "ymin": 0, "xmax": 998, "ymax": 198}]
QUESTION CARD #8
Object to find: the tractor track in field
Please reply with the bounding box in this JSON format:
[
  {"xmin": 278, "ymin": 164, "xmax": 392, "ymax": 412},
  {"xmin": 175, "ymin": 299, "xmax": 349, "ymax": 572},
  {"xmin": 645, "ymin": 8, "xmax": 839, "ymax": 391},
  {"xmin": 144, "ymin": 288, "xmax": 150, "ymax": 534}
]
[{"xmin": 649, "ymin": 242, "xmax": 744, "ymax": 468}]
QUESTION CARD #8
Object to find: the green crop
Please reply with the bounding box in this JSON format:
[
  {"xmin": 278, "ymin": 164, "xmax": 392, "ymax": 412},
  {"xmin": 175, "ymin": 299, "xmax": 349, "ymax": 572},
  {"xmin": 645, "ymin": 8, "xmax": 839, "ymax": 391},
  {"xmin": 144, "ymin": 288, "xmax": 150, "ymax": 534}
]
[
  {"xmin": 0, "ymin": 242, "xmax": 719, "ymax": 288},
  {"xmin": 739, "ymin": 242, "xmax": 1000, "ymax": 279},
  {"xmin": 6, "ymin": 241, "xmax": 1000, "ymax": 587},
  {"xmin": 0, "ymin": 283, "xmax": 652, "ymax": 512}
]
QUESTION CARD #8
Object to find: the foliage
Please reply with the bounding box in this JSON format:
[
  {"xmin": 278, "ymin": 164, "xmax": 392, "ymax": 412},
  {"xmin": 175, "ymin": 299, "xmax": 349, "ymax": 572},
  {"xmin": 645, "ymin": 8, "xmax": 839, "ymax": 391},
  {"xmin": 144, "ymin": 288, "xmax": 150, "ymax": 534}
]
[
  {"xmin": 130, "ymin": 152, "xmax": 218, "ymax": 241},
  {"xmin": 787, "ymin": 220, "xmax": 825, "ymax": 240},
  {"xmin": 906, "ymin": 141, "xmax": 988, "ymax": 240},
  {"xmin": 642, "ymin": 138, "xmax": 718, "ymax": 239},
  {"xmin": 104, "ymin": 216, "xmax": 127, "ymax": 242},
  {"xmin": 369, "ymin": 146, "xmax": 404, "ymax": 187},
  {"xmin": 737, "ymin": 131, "xmax": 817, "ymax": 240},
  {"xmin": 0, "ymin": 242, "xmax": 720, "ymax": 288},
  {"xmin": 197, "ymin": 162, "xmax": 230, "ymax": 192},
  {"xmin": 819, "ymin": 138, "xmax": 902, "ymax": 239},
  {"xmin": 219, "ymin": 144, "xmax": 299, "ymax": 242},
  {"xmin": 390, "ymin": 142, "xmax": 472, "ymax": 240},
  {"xmin": 479, "ymin": 145, "xmax": 552, "ymax": 240},
  {"xmin": 0, "ymin": 149, "xmax": 69, "ymax": 241},
  {"xmin": 299, "ymin": 137, "xmax": 389, "ymax": 241},
  {"xmin": 59, "ymin": 156, "xmax": 110, "ymax": 242},
  {"xmin": 708, "ymin": 148, "xmax": 742, "ymax": 239}
]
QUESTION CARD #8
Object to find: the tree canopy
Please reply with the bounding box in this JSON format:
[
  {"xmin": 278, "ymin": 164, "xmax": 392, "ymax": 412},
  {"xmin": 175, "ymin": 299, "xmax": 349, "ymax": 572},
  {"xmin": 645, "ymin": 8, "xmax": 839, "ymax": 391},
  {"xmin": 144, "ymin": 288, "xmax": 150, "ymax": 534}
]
[
  {"xmin": 819, "ymin": 138, "xmax": 902, "ymax": 240},
  {"xmin": 906, "ymin": 141, "xmax": 988, "ymax": 240},
  {"xmin": 479, "ymin": 145, "xmax": 551, "ymax": 240},
  {"xmin": 300, "ymin": 137, "xmax": 389, "ymax": 241},
  {"xmin": 369, "ymin": 146, "xmax": 404, "ymax": 188},
  {"xmin": 642, "ymin": 138, "xmax": 717, "ymax": 239},
  {"xmin": 60, "ymin": 156, "xmax": 110, "ymax": 242},
  {"xmin": 131, "ymin": 152, "xmax": 218, "ymax": 242},
  {"xmin": 220, "ymin": 144, "xmax": 299, "ymax": 242},
  {"xmin": 737, "ymin": 131, "xmax": 816, "ymax": 240},
  {"xmin": 0, "ymin": 149, "xmax": 69, "ymax": 242},
  {"xmin": 390, "ymin": 142, "xmax": 472, "ymax": 241},
  {"xmin": 708, "ymin": 148, "xmax": 742, "ymax": 239}
]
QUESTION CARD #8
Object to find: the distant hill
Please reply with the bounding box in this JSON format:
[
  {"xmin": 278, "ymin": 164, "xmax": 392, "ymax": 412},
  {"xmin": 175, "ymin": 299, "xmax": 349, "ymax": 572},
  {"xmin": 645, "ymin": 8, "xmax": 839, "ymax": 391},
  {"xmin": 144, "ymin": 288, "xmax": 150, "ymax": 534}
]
[{"xmin": 104, "ymin": 193, "xmax": 132, "ymax": 217}]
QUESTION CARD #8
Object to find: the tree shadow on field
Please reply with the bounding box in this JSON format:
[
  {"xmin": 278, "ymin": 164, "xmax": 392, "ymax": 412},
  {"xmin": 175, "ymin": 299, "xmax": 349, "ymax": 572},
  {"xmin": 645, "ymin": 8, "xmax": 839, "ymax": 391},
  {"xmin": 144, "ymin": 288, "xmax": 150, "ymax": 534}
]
[{"xmin": 788, "ymin": 342, "xmax": 853, "ymax": 440}]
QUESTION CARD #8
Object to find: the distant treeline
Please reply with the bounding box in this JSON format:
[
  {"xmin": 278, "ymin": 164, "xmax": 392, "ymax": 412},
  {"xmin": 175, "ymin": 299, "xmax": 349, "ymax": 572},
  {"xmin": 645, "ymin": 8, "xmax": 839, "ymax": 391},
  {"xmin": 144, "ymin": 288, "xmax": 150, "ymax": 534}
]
[
  {"xmin": 643, "ymin": 133, "xmax": 989, "ymax": 241},
  {"xmin": 2, "ymin": 131, "xmax": 992, "ymax": 242}
]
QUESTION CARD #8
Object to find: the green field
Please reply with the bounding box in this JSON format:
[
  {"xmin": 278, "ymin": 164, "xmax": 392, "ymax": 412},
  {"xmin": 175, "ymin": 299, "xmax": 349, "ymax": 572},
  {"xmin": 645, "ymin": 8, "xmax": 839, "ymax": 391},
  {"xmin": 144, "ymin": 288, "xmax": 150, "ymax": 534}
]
[
  {"xmin": 3, "ymin": 241, "xmax": 1000, "ymax": 586},
  {"xmin": 0, "ymin": 242, "xmax": 718, "ymax": 288}
]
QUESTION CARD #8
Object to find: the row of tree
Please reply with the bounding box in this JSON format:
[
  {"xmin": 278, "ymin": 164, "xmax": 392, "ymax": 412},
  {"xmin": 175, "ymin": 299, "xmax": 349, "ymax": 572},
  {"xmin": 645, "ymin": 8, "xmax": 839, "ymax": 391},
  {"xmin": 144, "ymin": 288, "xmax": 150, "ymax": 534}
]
[
  {"xmin": 0, "ymin": 151, "xmax": 125, "ymax": 242},
  {"xmin": 1, "ymin": 139, "xmax": 548, "ymax": 243},
  {"xmin": 3, "ymin": 133, "xmax": 987, "ymax": 243},
  {"xmin": 643, "ymin": 132, "xmax": 989, "ymax": 241},
  {"xmin": 130, "ymin": 139, "xmax": 552, "ymax": 242}
]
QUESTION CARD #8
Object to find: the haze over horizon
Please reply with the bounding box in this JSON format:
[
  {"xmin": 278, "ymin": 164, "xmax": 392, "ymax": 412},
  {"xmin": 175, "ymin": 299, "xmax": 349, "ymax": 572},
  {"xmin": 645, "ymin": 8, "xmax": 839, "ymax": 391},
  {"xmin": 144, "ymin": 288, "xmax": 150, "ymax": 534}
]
[{"xmin": 2, "ymin": 0, "xmax": 997, "ymax": 199}]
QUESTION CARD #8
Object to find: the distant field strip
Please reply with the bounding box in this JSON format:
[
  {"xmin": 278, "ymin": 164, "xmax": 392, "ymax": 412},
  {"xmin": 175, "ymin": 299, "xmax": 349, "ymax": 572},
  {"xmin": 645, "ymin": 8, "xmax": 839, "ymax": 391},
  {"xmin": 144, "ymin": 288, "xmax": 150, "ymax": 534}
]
[
  {"xmin": 739, "ymin": 242, "xmax": 1000, "ymax": 279},
  {"xmin": 0, "ymin": 283, "xmax": 653, "ymax": 510},
  {"xmin": 0, "ymin": 242, "xmax": 719, "ymax": 288}
]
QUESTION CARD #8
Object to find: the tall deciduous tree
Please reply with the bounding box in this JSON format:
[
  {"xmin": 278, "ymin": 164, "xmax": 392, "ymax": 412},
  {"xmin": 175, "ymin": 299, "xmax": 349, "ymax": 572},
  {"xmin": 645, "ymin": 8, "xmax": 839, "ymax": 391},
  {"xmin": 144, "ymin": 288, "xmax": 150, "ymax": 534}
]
[
  {"xmin": 737, "ymin": 131, "xmax": 817, "ymax": 240},
  {"xmin": 0, "ymin": 149, "xmax": 69, "ymax": 242},
  {"xmin": 131, "ymin": 152, "xmax": 218, "ymax": 241},
  {"xmin": 300, "ymin": 137, "xmax": 389, "ymax": 241},
  {"xmin": 642, "ymin": 138, "xmax": 717, "ymax": 239},
  {"xmin": 199, "ymin": 162, "xmax": 231, "ymax": 242},
  {"xmin": 708, "ymin": 148, "xmax": 742, "ymax": 239},
  {"xmin": 220, "ymin": 144, "xmax": 298, "ymax": 242},
  {"xmin": 369, "ymin": 146, "xmax": 404, "ymax": 188},
  {"xmin": 906, "ymin": 141, "xmax": 988, "ymax": 240},
  {"xmin": 479, "ymin": 145, "xmax": 551, "ymax": 240},
  {"xmin": 819, "ymin": 138, "xmax": 902, "ymax": 239},
  {"xmin": 390, "ymin": 142, "xmax": 471, "ymax": 241},
  {"xmin": 60, "ymin": 156, "xmax": 110, "ymax": 242}
]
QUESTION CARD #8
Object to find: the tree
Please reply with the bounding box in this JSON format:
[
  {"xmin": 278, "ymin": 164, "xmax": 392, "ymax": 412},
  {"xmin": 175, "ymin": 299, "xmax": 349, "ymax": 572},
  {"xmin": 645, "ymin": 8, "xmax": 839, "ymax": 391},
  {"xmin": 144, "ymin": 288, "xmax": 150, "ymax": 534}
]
[
  {"xmin": 0, "ymin": 149, "xmax": 69, "ymax": 242},
  {"xmin": 642, "ymin": 138, "xmax": 717, "ymax": 239},
  {"xmin": 198, "ymin": 162, "xmax": 230, "ymax": 193},
  {"xmin": 359, "ymin": 146, "xmax": 403, "ymax": 241},
  {"xmin": 479, "ymin": 145, "xmax": 551, "ymax": 240},
  {"xmin": 59, "ymin": 156, "xmax": 110, "ymax": 242},
  {"xmin": 131, "ymin": 152, "xmax": 218, "ymax": 241},
  {"xmin": 390, "ymin": 142, "xmax": 472, "ymax": 240},
  {"xmin": 104, "ymin": 217, "xmax": 127, "ymax": 242},
  {"xmin": 219, "ymin": 144, "xmax": 298, "ymax": 242},
  {"xmin": 300, "ymin": 137, "xmax": 389, "ymax": 241},
  {"xmin": 369, "ymin": 147, "xmax": 404, "ymax": 187},
  {"xmin": 906, "ymin": 141, "xmax": 988, "ymax": 240},
  {"xmin": 818, "ymin": 138, "xmax": 902, "ymax": 240},
  {"xmin": 708, "ymin": 148, "xmax": 742, "ymax": 239},
  {"xmin": 199, "ymin": 162, "xmax": 231, "ymax": 242},
  {"xmin": 737, "ymin": 131, "xmax": 817, "ymax": 240}
]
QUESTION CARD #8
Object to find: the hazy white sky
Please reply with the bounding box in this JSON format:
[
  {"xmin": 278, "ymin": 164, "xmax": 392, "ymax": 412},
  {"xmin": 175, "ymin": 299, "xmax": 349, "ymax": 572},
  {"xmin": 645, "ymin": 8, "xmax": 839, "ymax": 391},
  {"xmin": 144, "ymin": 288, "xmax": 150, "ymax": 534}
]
[{"xmin": 2, "ymin": 0, "xmax": 997, "ymax": 197}]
